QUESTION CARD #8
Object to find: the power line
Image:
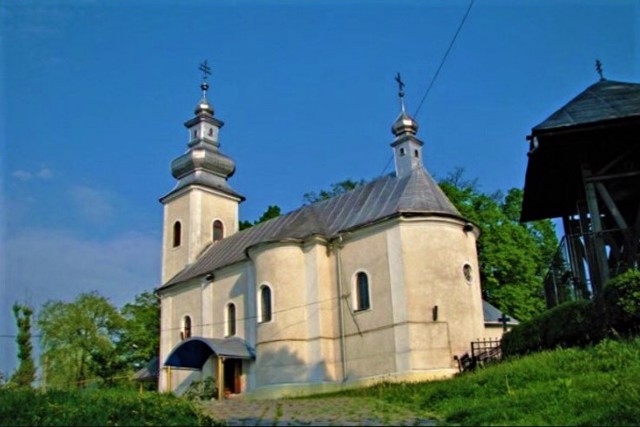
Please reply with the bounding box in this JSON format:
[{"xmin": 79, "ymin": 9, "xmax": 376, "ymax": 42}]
[{"xmin": 414, "ymin": 0, "xmax": 475, "ymax": 117}]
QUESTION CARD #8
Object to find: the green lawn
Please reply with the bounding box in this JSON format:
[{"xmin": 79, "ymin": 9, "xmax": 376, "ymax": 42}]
[{"xmin": 310, "ymin": 337, "xmax": 640, "ymax": 425}]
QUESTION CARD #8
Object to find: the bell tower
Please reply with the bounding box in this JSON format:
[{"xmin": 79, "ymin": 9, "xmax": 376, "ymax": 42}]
[
  {"xmin": 160, "ymin": 62, "xmax": 244, "ymax": 284},
  {"xmin": 390, "ymin": 73, "xmax": 424, "ymax": 178}
]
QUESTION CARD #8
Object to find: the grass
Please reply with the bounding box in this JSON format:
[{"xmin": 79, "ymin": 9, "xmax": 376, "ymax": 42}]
[
  {"xmin": 0, "ymin": 387, "xmax": 224, "ymax": 426},
  {"xmin": 304, "ymin": 337, "xmax": 640, "ymax": 425}
]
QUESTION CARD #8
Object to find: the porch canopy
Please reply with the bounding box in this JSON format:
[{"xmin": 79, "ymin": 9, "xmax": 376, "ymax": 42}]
[{"xmin": 164, "ymin": 337, "xmax": 255, "ymax": 369}]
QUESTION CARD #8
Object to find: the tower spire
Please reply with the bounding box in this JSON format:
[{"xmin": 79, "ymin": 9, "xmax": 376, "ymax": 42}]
[{"xmin": 390, "ymin": 73, "xmax": 423, "ymax": 178}]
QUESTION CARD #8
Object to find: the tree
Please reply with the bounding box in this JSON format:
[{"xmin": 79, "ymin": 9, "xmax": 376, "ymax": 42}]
[
  {"xmin": 118, "ymin": 291, "xmax": 160, "ymax": 371},
  {"xmin": 240, "ymin": 205, "xmax": 282, "ymax": 230},
  {"xmin": 10, "ymin": 303, "xmax": 36, "ymax": 388},
  {"xmin": 302, "ymin": 179, "xmax": 366, "ymax": 204},
  {"xmin": 439, "ymin": 168, "xmax": 558, "ymax": 321},
  {"xmin": 38, "ymin": 291, "xmax": 125, "ymax": 389}
]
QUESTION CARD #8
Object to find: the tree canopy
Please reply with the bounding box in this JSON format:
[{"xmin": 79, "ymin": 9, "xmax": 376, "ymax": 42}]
[
  {"xmin": 240, "ymin": 205, "xmax": 282, "ymax": 230},
  {"xmin": 302, "ymin": 179, "xmax": 366, "ymax": 204},
  {"xmin": 11, "ymin": 303, "xmax": 36, "ymax": 388},
  {"xmin": 38, "ymin": 292, "xmax": 126, "ymax": 389},
  {"xmin": 117, "ymin": 291, "xmax": 160, "ymax": 371},
  {"xmin": 35, "ymin": 290, "xmax": 161, "ymax": 389}
]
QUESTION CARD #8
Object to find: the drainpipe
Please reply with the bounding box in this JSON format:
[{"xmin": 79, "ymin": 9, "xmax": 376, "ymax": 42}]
[{"xmin": 333, "ymin": 234, "xmax": 347, "ymax": 383}]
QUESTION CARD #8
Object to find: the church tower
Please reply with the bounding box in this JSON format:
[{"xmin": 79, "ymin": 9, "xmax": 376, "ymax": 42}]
[
  {"xmin": 390, "ymin": 73, "xmax": 424, "ymax": 177},
  {"xmin": 160, "ymin": 64, "xmax": 244, "ymax": 284}
]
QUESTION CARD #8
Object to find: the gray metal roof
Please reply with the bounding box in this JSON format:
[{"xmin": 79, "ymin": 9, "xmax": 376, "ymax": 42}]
[
  {"xmin": 533, "ymin": 80, "xmax": 640, "ymax": 132},
  {"xmin": 160, "ymin": 166, "xmax": 462, "ymax": 289},
  {"xmin": 483, "ymin": 300, "xmax": 518, "ymax": 325}
]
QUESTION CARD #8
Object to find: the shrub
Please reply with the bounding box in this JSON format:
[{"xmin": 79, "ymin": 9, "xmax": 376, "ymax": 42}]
[
  {"xmin": 502, "ymin": 300, "xmax": 601, "ymax": 357},
  {"xmin": 603, "ymin": 269, "xmax": 640, "ymax": 336},
  {"xmin": 183, "ymin": 376, "xmax": 218, "ymax": 401},
  {"xmin": 0, "ymin": 388, "xmax": 223, "ymax": 426}
]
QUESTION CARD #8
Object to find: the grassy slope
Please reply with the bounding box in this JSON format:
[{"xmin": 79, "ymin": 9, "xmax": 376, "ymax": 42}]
[{"xmin": 316, "ymin": 337, "xmax": 640, "ymax": 426}]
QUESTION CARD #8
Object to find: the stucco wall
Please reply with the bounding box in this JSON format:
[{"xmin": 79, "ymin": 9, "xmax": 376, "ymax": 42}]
[
  {"xmin": 161, "ymin": 187, "xmax": 239, "ymax": 284},
  {"xmin": 400, "ymin": 217, "xmax": 485, "ymax": 367}
]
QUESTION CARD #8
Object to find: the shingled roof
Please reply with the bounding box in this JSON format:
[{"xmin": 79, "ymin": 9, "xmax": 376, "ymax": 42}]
[
  {"xmin": 533, "ymin": 79, "xmax": 640, "ymax": 132},
  {"xmin": 160, "ymin": 166, "xmax": 462, "ymax": 289}
]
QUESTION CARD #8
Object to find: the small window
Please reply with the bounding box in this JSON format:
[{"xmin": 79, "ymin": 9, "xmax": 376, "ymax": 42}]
[
  {"xmin": 182, "ymin": 315, "xmax": 192, "ymax": 340},
  {"xmin": 226, "ymin": 303, "xmax": 236, "ymax": 337},
  {"xmin": 414, "ymin": 149, "xmax": 419, "ymax": 158},
  {"xmin": 193, "ymin": 130, "xmax": 198, "ymax": 138},
  {"xmin": 172, "ymin": 221, "xmax": 182, "ymax": 248},
  {"xmin": 208, "ymin": 128, "xmax": 213, "ymax": 136},
  {"xmin": 259, "ymin": 285, "xmax": 272, "ymax": 323},
  {"xmin": 463, "ymin": 264, "xmax": 473, "ymax": 283},
  {"xmin": 213, "ymin": 220, "xmax": 224, "ymax": 242},
  {"xmin": 399, "ymin": 148, "xmax": 406, "ymax": 156},
  {"xmin": 355, "ymin": 272, "xmax": 370, "ymax": 311}
]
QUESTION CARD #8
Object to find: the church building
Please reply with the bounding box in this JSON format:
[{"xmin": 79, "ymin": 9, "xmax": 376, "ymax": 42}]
[{"xmin": 157, "ymin": 73, "xmax": 500, "ymax": 398}]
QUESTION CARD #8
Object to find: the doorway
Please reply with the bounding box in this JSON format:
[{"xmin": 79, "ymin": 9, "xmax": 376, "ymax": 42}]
[{"xmin": 223, "ymin": 359, "xmax": 242, "ymax": 394}]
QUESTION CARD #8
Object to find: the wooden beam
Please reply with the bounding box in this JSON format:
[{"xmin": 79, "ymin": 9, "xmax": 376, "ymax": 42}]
[
  {"xmin": 584, "ymin": 181, "xmax": 609, "ymax": 292},
  {"xmin": 595, "ymin": 182, "xmax": 628, "ymax": 230},
  {"xmin": 596, "ymin": 146, "xmax": 636, "ymax": 175},
  {"xmin": 217, "ymin": 356, "xmax": 224, "ymax": 400}
]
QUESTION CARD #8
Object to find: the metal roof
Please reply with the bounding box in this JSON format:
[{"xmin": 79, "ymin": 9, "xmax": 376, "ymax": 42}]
[
  {"xmin": 164, "ymin": 337, "xmax": 256, "ymax": 369},
  {"xmin": 482, "ymin": 300, "xmax": 518, "ymax": 325},
  {"xmin": 533, "ymin": 80, "xmax": 640, "ymax": 133},
  {"xmin": 160, "ymin": 166, "xmax": 462, "ymax": 289}
]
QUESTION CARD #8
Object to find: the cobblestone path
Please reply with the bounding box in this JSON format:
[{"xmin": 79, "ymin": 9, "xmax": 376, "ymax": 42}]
[{"xmin": 200, "ymin": 396, "xmax": 436, "ymax": 426}]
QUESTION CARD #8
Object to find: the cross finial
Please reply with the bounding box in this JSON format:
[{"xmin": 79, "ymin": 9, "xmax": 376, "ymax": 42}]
[
  {"xmin": 395, "ymin": 72, "xmax": 406, "ymax": 113},
  {"xmin": 199, "ymin": 60, "xmax": 212, "ymax": 81},
  {"xmin": 595, "ymin": 59, "xmax": 605, "ymax": 81},
  {"xmin": 199, "ymin": 60, "xmax": 212, "ymax": 95}
]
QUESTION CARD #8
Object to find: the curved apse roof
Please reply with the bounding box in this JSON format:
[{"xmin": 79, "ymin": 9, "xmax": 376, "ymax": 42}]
[{"xmin": 160, "ymin": 166, "xmax": 462, "ymax": 289}]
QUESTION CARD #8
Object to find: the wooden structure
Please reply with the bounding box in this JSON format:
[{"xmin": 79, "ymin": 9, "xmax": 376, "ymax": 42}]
[{"xmin": 521, "ymin": 79, "xmax": 640, "ymax": 307}]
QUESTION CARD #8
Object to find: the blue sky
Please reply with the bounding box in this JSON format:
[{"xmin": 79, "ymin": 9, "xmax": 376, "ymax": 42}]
[{"xmin": 1, "ymin": 0, "xmax": 638, "ymax": 376}]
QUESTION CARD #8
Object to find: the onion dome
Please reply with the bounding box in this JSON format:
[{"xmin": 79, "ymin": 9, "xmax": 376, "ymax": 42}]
[{"xmin": 392, "ymin": 111, "xmax": 419, "ymax": 136}]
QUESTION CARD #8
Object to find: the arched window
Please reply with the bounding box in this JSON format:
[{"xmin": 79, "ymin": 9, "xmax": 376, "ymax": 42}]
[
  {"xmin": 226, "ymin": 303, "xmax": 236, "ymax": 336},
  {"xmin": 172, "ymin": 221, "xmax": 182, "ymax": 248},
  {"xmin": 213, "ymin": 220, "xmax": 224, "ymax": 242},
  {"xmin": 182, "ymin": 315, "xmax": 192, "ymax": 340},
  {"xmin": 414, "ymin": 149, "xmax": 419, "ymax": 158},
  {"xmin": 259, "ymin": 285, "xmax": 272, "ymax": 323},
  {"xmin": 355, "ymin": 272, "xmax": 370, "ymax": 311},
  {"xmin": 399, "ymin": 148, "xmax": 406, "ymax": 156}
]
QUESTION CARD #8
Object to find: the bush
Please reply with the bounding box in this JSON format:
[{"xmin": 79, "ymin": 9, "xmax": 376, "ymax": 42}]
[
  {"xmin": 603, "ymin": 269, "xmax": 640, "ymax": 336},
  {"xmin": 502, "ymin": 300, "xmax": 601, "ymax": 357},
  {"xmin": 183, "ymin": 376, "xmax": 218, "ymax": 401},
  {"xmin": 0, "ymin": 388, "xmax": 223, "ymax": 426}
]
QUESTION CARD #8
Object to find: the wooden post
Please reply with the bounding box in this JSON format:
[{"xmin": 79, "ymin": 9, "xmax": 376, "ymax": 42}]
[
  {"xmin": 167, "ymin": 366, "xmax": 172, "ymax": 392},
  {"xmin": 584, "ymin": 180, "xmax": 609, "ymax": 293},
  {"xmin": 217, "ymin": 356, "xmax": 224, "ymax": 400}
]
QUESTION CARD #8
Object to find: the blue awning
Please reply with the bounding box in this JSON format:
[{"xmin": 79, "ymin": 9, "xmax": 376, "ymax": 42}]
[{"xmin": 164, "ymin": 337, "xmax": 255, "ymax": 369}]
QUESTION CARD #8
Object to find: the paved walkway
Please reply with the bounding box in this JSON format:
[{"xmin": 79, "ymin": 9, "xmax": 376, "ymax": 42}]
[{"xmin": 200, "ymin": 396, "xmax": 436, "ymax": 426}]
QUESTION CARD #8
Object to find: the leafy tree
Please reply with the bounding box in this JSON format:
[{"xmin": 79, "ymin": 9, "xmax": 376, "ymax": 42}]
[
  {"xmin": 240, "ymin": 205, "xmax": 282, "ymax": 230},
  {"xmin": 118, "ymin": 291, "xmax": 160, "ymax": 371},
  {"xmin": 10, "ymin": 303, "xmax": 36, "ymax": 388},
  {"xmin": 38, "ymin": 291, "xmax": 125, "ymax": 389},
  {"xmin": 302, "ymin": 179, "xmax": 366, "ymax": 204},
  {"xmin": 439, "ymin": 168, "xmax": 558, "ymax": 321}
]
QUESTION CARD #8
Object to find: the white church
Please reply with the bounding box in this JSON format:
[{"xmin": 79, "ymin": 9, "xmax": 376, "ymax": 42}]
[{"xmin": 157, "ymin": 73, "xmax": 509, "ymax": 398}]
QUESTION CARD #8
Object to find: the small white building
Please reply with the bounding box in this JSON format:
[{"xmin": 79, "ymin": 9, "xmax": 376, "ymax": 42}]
[{"xmin": 157, "ymin": 77, "xmax": 506, "ymax": 398}]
